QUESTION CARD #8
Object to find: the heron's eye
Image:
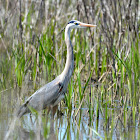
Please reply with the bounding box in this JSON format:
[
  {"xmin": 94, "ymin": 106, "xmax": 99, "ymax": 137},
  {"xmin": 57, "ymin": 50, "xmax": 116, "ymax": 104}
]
[{"xmin": 74, "ymin": 23, "xmax": 79, "ymax": 25}]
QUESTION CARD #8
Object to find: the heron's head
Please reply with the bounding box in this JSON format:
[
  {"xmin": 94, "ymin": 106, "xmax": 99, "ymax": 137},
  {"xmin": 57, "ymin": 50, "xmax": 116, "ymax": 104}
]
[{"xmin": 67, "ymin": 20, "xmax": 96, "ymax": 29}]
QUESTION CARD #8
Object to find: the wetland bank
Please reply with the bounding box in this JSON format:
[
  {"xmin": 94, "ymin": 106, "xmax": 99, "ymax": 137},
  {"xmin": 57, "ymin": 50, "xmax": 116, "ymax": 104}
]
[{"xmin": 0, "ymin": 0, "xmax": 140, "ymax": 139}]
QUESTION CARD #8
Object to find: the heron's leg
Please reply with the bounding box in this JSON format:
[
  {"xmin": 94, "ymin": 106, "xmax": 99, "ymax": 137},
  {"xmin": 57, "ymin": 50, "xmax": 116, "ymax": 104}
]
[
  {"xmin": 52, "ymin": 105, "xmax": 58, "ymax": 116},
  {"xmin": 49, "ymin": 105, "xmax": 58, "ymax": 118},
  {"xmin": 30, "ymin": 113, "xmax": 34, "ymax": 124},
  {"xmin": 57, "ymin": 102, "xmax": 64, "ymax": 116}
]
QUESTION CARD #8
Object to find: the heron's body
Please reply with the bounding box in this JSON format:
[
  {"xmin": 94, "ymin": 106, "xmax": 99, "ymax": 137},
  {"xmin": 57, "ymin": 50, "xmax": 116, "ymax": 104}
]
[{"xmin": 17, "ymin": 20, "xmax": 96, "ymax": 117}]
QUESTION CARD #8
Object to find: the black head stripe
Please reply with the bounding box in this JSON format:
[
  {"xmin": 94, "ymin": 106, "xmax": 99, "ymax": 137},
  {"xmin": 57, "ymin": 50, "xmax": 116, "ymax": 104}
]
[{"xmin": 68, "ymin": 20, "xmax": 76, "ymax": 24}]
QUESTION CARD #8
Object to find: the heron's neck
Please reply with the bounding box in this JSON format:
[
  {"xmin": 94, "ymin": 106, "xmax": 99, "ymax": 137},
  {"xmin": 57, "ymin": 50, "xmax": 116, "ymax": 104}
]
[{"xmin": 60, "ymin": 26, "xmax": 74, "ymax": 83}]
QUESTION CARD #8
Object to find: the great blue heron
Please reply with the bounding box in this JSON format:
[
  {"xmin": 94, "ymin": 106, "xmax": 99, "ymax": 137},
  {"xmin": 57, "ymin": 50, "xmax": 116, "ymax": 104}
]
[{"xmin": 17, "ymin": 20, "xmax": 96, "ymax": 117}]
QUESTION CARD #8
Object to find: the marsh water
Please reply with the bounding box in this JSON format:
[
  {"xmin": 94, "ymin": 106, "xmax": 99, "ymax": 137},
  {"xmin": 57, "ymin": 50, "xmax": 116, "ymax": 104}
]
[{"xmin": 0, "ymin": 71, "xmax": 139, "ymax": 140}]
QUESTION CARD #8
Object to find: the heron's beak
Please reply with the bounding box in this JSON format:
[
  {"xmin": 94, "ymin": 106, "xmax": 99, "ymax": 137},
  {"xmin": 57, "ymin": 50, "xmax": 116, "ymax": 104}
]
[{"xmin": 79, "ymin": 22, "xmax": 96, "ymax": 27}]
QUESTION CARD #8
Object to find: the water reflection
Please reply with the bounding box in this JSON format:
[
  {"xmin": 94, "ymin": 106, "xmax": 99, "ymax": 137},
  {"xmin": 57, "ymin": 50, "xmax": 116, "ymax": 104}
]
[
  {"xmin": 2, "ymin": 105, "xmax": 140, "ymax": 140},
  {"xmin": 4, "ymin": 114, "xmax": 57, "ymax": 140},
  {"xmin": 1, "ymin": 87, "xmax": 139, "ymax": 140}
]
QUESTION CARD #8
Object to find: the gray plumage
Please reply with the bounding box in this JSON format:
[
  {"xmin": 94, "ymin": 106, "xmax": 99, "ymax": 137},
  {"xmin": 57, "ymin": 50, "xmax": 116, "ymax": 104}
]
[{"xmin": 17, "ymin": 20, "xmax": 96, "ymax": 117}]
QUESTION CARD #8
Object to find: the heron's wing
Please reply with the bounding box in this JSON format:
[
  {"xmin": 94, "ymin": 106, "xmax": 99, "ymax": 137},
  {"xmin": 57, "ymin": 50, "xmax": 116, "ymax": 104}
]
[{"xmin": 25, "ymin": 76, "xmax": 63, "ymax": 110}]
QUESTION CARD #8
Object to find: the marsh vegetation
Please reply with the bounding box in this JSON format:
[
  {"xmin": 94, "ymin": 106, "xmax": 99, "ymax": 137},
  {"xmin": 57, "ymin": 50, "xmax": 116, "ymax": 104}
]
[{"xmin": 0, "ymin": 0, "xmax": 140, "ymax": 139}]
